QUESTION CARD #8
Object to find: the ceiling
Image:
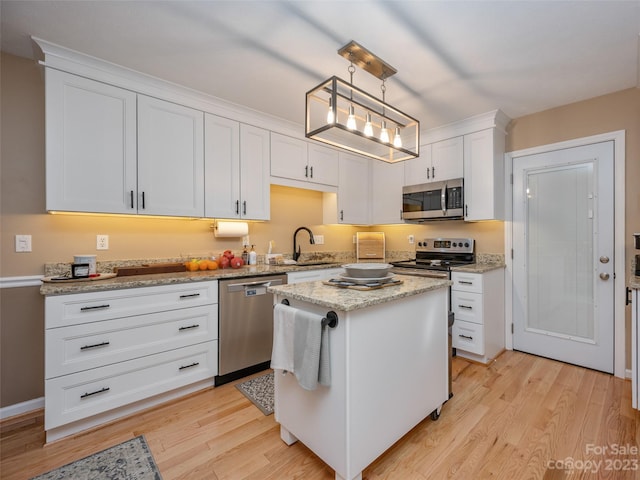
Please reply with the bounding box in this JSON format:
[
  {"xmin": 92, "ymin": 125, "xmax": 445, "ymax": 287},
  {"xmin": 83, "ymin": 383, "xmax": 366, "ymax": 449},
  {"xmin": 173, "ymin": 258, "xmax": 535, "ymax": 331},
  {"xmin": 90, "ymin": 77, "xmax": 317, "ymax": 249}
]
[{"xmin": 2, "ymin": 1, "xmax": 639, "ymax": 131}]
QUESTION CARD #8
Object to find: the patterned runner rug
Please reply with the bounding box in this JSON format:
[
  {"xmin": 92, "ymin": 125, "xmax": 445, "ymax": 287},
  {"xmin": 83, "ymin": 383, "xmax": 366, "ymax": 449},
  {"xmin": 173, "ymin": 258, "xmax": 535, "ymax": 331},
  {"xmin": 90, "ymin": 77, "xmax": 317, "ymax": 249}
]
[
  {"xmin": 30, "ymin": 435, "xmax": 162, "ymax": 480},
  {"xmin": 235, "ymin": 371, "xmax": 274, "ymax": 415}
]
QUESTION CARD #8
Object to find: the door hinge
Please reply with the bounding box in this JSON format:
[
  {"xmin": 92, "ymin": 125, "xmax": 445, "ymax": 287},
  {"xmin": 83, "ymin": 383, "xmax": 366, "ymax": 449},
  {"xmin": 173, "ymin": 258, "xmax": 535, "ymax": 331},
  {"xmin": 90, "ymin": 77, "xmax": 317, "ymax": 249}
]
[
  {"xmin": 511, "ymin": 248, "xmax": 514, "ymax": 259},
  {"xmin": 511, "ymin": 323, "xmax": 514, "ymax": 334}
]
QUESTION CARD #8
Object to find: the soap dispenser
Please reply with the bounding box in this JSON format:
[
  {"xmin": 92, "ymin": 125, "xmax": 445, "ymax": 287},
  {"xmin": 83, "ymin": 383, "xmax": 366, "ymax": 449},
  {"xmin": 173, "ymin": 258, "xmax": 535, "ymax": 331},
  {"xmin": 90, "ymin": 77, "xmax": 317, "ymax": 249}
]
[
  {"xmin": 241, "ymin": 245, "xmax": 249, "ymax": 264},
  {"xmin": 248, "ymin": 245, "xmax": 257, "ymax": 265}
]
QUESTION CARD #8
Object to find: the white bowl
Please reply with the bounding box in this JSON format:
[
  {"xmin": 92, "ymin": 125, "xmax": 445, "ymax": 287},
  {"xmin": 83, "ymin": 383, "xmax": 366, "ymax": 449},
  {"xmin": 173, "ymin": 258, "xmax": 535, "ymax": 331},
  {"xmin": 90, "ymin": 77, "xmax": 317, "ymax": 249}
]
[{"xmin": 341, "ymin": 263, "xmax": 392, "ymax": 278}]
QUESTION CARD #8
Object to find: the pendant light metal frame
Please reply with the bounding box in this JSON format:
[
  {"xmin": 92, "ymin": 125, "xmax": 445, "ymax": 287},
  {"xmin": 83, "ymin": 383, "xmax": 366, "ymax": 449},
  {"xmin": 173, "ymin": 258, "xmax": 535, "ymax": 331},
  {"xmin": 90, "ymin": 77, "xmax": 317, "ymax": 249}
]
[{"xmin": 305, "ymin": 41, "xmax": 420, "ymax": 163}]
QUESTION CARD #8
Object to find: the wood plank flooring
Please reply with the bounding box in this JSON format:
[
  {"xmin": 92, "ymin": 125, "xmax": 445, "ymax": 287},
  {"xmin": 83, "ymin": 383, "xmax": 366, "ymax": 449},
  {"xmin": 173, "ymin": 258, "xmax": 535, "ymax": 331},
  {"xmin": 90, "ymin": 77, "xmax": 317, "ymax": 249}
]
[{"xmin": 2, "ymin": 351, "xmax": 638, "ymax": 479}]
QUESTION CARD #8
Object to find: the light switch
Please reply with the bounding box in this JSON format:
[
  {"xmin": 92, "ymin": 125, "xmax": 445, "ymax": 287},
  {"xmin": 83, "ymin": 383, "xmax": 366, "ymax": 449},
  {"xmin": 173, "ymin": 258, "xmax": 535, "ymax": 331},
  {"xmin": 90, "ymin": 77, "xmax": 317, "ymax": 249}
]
[
  {"xmin": 314, "ymin": 235, "xmax": 324, "ymax": 245},
  {"xmin": 15, "ymin": 235, "xmax": 32, "ymax": 252}
]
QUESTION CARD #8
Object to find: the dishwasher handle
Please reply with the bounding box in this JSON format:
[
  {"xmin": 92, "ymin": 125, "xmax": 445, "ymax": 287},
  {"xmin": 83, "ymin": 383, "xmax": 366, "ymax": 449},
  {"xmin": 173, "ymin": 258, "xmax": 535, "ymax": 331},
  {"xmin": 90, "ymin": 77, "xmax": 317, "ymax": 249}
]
[{"xmin": 226, "ymin": 277, "xmax": 284, "ymax": 293}]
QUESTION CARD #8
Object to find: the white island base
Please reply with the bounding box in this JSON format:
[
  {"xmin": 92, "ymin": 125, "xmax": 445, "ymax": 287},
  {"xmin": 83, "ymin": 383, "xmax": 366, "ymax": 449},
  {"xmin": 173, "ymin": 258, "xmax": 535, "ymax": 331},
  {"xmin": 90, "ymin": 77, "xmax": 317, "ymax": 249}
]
[{"xmin": 272, "ymin": 287, "xmax": 449, "ymax": 480}]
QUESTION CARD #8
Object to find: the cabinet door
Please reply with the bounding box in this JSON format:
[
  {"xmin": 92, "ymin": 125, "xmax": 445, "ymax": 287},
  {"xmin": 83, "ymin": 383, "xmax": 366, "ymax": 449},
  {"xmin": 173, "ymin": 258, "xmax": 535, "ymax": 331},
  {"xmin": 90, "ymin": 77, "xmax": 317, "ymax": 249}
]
[
  {"xmin": 204, "ymin": 114, "xmax": 241, "ymax": 218},
  {"xmin": 45, "ymin": 69, "xmax": 137, "ymax": 214},
  {"xmin": 431, "ymin": 136, "xmax": 463, "ymax": 181},
  {"xmin": 240, "ymin": 124, "xmax": 271, "ymax": 220},
  {"xmin": 463, "ymin": 128, "xmax": 505, "ymax": 221},
  {"xmin": 137, "ymin": 95, "xmax": 204, "ymax": 217},
  {"xmin": 270, "ymin": 133, "xmax": 308, "ymax": 182},
  {"xmin": 307, "ymin": 143, "xmax": 339, "ymax": 186},
  {"xmin": 371, "ymin": 161, "xmax": 404, "ymax": 224},
  {"xmin": 404, "ymin": 144, "xmax": 432, "ymax": 185},
  {"xmin": 337, "ymin": 153, "xmax": 370, "ymax": 224}
]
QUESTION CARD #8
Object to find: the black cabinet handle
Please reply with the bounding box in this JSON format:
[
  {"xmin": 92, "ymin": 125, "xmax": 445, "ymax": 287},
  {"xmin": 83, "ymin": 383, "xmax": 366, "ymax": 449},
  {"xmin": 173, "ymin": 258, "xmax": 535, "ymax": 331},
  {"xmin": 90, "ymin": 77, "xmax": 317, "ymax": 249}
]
[
  {"xmin": 458, "ymin": 281, "xmax": 474, "ymax": 285},
  {"xmin": 178, "ymin": 324, "xmax": 200, "ymax": 331},
  {"xmin": 465, "ymin": 204, "xmax": 468, "ymax": 217},
  {"xmin": 179, "ymin": 293, "xmax": 200, "ymax": 300},
  {"xmin": 80, "ymin": 387, "xmax": 110, "ymax": 399},
  {"xmin": 141, "ymin": 191, "xmax": 146, "ymax": 209},
  {"xmin": 427, "ymin": 168, "xmax": 430, "ymax": 179},
  {"xmin": 459, "ymin": 334, "xmax": 473, "ymax": 340},
  {"xmin": 80, "ymin": 341, "xmax": 110, "ymax": 350},
  {"xmin": 130, "ymin": 190, "xmax": 134, "ymax": 209},
  {"xmin": 305, "ymin": 165, "xmax": 309, "ymax": 178},
  {"xmin": 243, "ymin": 201, "xmax": 247, "ymax": 215},
  {"xmin": 458, "ymin": 305, "xmax": 473, "ymax": 310},
  {"xmin": 340, "ymin": 210, "xmax": 344, "ymax": 221},
  {"xmin": 179, "ymin": 362, "xmax": 199, "ymax": 371},
  {"xmin": 310, "ymin": 166, "xmax": 313, "ymax": 178},
  {"xmin": 235, "ymin": 200, "xmax": 240, "ymax": 214},
  {"xmin": 432, "ymin": 166, "xmax": 435, "ymax": 178},
  {"xmin": 626, "ymin": 287, "xmax": 632, "ymax": 306},
  {"xmin": 80, "ymin": 304, "xmax": 110, "ymax": 311}
]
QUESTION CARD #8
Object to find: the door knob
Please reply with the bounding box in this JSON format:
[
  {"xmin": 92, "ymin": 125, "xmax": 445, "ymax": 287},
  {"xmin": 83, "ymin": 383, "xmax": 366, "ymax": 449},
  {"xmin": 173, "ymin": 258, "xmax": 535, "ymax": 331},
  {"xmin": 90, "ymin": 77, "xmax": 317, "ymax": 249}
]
[
  {"xmin": 599, "ymin": 272, "xmax": 610, "ymax": 280},
  {"xmin": 599, "ymin": 256, "xmax": 610, "ymax": 264}
]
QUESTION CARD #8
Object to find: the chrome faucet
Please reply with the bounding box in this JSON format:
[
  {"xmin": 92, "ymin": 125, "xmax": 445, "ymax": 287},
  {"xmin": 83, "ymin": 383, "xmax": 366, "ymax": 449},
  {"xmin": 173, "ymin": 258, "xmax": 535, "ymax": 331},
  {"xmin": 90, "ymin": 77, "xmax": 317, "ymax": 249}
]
[{"xmin": 293, "ymin": 227, "xmax": 315, "ymax": 262}]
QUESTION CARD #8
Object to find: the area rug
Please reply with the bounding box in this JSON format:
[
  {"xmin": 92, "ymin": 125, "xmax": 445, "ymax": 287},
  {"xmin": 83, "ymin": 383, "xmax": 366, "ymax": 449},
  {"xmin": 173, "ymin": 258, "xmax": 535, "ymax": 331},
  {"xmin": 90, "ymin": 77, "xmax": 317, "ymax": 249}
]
[
  {"xmin": 30, "ymin": 435, "xmax": 162, "ymax": 480},
  {"xmin": 235, "ymin": 371, "xmax": 274, "ymax": 415}
]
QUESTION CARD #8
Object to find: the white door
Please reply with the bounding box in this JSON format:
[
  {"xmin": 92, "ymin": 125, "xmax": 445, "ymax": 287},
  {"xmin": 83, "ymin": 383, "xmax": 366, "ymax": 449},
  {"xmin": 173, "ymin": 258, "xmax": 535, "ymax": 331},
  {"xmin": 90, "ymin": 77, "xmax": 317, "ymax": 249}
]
[{"xmin": 512, "ymin": 141, "xmax": 614, "ymax": 373}]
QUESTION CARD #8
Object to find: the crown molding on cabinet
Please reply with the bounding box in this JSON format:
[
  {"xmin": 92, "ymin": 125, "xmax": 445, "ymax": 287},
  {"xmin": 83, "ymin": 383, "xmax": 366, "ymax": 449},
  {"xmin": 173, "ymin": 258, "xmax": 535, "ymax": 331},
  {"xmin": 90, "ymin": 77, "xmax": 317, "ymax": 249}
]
[
  {"xmin": 32, "ymin": 36, "xmax": 303, "ymax": 139},
  {"xmin": 420, "ymin": 109, "xmax": 511, "ymax": 146}
]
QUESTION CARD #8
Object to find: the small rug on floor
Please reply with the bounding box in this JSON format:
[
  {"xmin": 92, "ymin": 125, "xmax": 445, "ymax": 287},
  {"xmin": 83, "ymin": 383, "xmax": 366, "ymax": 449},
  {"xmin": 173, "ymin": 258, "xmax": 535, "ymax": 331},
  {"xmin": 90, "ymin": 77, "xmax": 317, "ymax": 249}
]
[
  {"xmin": 236, "ymin": 371, "xmax": 274, "ymax": 415},
  {"xmin": 30, "ymin": 435, "xmax": 162, "ymax": 480}
]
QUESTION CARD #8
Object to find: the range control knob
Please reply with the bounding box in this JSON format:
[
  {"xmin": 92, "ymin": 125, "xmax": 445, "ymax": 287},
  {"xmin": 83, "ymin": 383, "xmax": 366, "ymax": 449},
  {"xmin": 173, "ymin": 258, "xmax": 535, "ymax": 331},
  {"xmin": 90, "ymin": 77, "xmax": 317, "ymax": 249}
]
[
  {"xmin": 465, "ymin": 242, "xmax": 470, "ymax": 248},
  {"xmin": 452, "ymin": 242, "xmax": 458, "ymax": 247}
]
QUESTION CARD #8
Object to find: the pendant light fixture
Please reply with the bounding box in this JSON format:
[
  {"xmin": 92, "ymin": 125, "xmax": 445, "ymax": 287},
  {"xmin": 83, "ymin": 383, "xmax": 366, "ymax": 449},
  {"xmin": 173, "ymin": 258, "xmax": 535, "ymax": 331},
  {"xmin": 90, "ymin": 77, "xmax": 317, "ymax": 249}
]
[{"xmin": 305, "ymin": 40, "xmax": 419, "ymax": 163}]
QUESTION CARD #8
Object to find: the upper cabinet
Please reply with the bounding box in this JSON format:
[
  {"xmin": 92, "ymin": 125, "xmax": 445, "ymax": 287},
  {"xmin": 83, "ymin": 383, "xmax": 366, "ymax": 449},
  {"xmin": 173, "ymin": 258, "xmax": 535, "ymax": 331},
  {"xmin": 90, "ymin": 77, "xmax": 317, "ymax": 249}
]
[
  {"xmin": 46, "ymin": 70, "xmax": 205, "ymax": 217},
  {"xmin": 403, "ymin": 137, "xmax": 464, "ymax": 186},
  {"xmin": 371, "ymin": 161, "xmax": 404, "ymax": 225},
  {"xmin": 270, "ymin": 133, "xmax": 339, "ymax": 190},
  {"xmin": 205, "ymin": 116, "xmax": 270, "ymax": 220},
  {"xmin": 45, "ymin": 69, "xmax": 137, "ymax": 214},
  {"xmin": 463, "ymin": 128, "xmax": 505, "ymax": 221},
  {"xmin": 137, "ymin": 95, "xmax": 204, "ymax": 217},
  {"xmin": 324, "ymin": 152, "xmax": 370, "ymax": 225}
]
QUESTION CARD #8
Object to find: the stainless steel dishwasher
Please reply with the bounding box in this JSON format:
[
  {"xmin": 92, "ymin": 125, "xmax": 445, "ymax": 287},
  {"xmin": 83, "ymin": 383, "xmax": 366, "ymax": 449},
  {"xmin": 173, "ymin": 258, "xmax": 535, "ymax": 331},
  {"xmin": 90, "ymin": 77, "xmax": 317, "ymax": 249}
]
[{"xmin": 215, "ymin": 274, "xmax": 287, "ymax": 385}]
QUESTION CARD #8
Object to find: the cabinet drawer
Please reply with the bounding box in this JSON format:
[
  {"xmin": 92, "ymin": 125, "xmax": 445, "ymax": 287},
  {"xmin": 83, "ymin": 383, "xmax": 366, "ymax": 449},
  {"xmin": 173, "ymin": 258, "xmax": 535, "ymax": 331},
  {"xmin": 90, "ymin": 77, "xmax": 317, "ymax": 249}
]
[
  {"xmin": 452, "ymin": 320, "xmax": 484, "ymax": 355},
  {"xmin": 45, "ymin": 341, "xmax": 217, "ymax": 430},
  {"xmin": 46, "ymin": 281, "xmax": 218, "ymax": 328},
  {"xmin": 451, "ymin": 272, "xmax": 483, "ymax": 293},
  {"xmin": 46, "ymin": 305, "xmax": 217, "ymax": 379},
  {"xmin": 452, "ymin": 291, "xmax": 484, "ymax": 325}
]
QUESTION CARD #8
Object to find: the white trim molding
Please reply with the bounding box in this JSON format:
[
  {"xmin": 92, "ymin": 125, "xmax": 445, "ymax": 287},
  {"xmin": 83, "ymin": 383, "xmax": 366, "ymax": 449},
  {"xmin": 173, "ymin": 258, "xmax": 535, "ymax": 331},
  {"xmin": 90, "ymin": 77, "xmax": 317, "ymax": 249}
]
[
  {"xmin": 504, "ymin": 130, "xmax": 626, "ymax": 378},
  {"xmin": 0, "ymin": 276, "xmax": 44, "ymax": 289},
  {"xmin": 0, "ymin": 397, "xmax": 44, "ymax": 420}
]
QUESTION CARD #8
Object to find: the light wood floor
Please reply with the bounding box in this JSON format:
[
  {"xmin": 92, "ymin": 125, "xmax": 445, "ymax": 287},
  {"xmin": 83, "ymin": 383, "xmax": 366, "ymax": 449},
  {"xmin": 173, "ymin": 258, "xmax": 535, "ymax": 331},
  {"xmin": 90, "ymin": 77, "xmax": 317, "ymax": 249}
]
[{"xmin": 2, "ymin": 351, "xmax": 639, "ymax": 480}]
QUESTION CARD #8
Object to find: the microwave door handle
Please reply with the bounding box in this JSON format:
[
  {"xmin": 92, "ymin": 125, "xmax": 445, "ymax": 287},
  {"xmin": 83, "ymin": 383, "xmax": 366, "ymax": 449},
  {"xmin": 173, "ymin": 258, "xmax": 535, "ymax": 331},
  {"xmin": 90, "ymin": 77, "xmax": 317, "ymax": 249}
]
[{"xmin": 441, "ymin": 182, "xmax": 447, "ymax": 215}]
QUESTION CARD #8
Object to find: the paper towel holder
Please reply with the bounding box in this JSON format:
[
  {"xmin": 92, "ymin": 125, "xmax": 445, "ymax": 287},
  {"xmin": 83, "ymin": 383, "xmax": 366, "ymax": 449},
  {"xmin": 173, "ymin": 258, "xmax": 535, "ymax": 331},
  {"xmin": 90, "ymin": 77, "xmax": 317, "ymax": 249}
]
[{"xmin": 211, "ymin": 221, "xmax": 249, "ymax": 238}]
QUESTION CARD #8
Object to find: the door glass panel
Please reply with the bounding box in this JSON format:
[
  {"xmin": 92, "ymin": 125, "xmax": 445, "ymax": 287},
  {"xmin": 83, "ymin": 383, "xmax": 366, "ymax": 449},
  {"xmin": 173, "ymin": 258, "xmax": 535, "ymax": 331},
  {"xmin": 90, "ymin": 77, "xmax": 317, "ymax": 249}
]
[{"xmin": 526, "ymin": 163, "xmax": 594, "ymax": 341}]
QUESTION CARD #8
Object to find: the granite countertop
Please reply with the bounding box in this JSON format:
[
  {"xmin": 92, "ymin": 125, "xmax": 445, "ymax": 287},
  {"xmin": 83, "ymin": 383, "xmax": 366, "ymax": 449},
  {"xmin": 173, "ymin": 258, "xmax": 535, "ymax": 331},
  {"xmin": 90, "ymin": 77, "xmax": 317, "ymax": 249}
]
[
  {"xmin": 630, "ymin": 275, "xmax": 640, "ymax": 289},
  {"xmin": 267, "ymin": 275, "xmax": 451, "ymax": 312},
  {"xmin": 39, "ymin": 263, "xmax": 344, "ymax": 296},
  {"xmin": 451, "ymin": 261, "xmax": 506, "ymax": 273}
]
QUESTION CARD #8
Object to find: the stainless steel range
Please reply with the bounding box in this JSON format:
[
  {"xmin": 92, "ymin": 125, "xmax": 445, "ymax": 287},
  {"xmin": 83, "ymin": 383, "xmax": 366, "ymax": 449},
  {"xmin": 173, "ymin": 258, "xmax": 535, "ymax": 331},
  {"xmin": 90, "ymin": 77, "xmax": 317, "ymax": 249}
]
[
  {"xmin": 390, "ymin": 237, "xmax": 475, "ymax": 278},
  {"xmin": 391, "ymin": 237, "xmax": 475, "ymax": 400}
]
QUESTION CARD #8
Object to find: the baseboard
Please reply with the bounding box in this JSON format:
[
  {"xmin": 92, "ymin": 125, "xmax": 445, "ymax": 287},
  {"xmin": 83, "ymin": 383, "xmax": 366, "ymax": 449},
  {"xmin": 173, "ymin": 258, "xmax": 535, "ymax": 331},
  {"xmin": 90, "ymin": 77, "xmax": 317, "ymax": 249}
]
[
  {"xmin": 0, "ymin": 397, "xmax": 45, "ymax": 420},
  {"xmin": 626, "ymin": 368, "xmax": 632, "ymax": 380}
]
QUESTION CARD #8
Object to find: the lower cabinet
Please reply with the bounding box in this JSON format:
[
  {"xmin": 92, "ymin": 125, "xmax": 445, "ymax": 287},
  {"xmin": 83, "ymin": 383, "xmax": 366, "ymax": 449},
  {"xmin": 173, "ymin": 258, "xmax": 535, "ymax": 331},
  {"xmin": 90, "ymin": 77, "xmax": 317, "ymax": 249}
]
[
  {"xmin": 633, "ymin": 288, "xmax": 639, "ymax": 410},
  {"xmin": 451, "ymin": 269, "xmax": 505, "ymax": 364},
  {"xmin": 44, "ymin": 281, "xmax": 218, "ymax": 441}
]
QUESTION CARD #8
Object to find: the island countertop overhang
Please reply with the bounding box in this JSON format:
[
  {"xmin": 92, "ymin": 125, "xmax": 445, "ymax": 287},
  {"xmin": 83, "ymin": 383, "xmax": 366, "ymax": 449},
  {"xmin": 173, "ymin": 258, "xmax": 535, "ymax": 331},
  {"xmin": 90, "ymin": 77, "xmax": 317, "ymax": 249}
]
[{"xmin": 267, "ymin": 274, "xmax": 452, "ymax": 312}]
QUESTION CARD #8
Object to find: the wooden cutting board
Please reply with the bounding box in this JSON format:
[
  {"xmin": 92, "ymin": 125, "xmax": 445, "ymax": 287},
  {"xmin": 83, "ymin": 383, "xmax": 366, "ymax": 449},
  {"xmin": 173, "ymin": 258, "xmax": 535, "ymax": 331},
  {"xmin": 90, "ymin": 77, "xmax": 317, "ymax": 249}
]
[{"xmin": 114, "ymin": 263, "xmax": 187, "ymax": 277}]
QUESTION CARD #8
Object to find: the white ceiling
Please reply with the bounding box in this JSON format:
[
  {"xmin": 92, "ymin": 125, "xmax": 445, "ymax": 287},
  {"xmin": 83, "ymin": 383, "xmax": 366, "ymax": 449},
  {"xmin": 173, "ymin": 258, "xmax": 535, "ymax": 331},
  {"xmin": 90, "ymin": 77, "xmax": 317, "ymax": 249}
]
[{"xmin": 2, "ymin": 0, "xmax": 639, "ymax": 130}]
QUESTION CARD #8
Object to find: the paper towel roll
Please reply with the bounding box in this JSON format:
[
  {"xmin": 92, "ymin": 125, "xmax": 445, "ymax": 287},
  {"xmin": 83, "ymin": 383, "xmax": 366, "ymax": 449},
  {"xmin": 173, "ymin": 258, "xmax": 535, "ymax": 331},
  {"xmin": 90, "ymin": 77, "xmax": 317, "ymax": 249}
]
[{"xmin": 215, "ymin": 221, "xmax": 249, "ymax": 237}]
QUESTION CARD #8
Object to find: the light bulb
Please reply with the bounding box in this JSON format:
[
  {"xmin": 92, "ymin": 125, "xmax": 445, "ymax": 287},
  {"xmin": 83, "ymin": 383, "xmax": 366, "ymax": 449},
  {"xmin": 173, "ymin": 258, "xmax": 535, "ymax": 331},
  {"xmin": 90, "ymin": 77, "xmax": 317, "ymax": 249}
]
[
  {"xmin": 363, "ymin": 113, "xmax": 373, "ymax": 137},
  {"xmin": 326, "ymin": 97, "xmax": 335, "ymax": 124},
  {"xmin": 380, "ymin": 120, "xmax": 390, "ymax": 143},
  {"xmin": 346, "ymin": 105, "xmax": 357, "ymax": 130},
  {"xmin": 393, "ymin": 127, "xmax": 402, "ymax": 148}
]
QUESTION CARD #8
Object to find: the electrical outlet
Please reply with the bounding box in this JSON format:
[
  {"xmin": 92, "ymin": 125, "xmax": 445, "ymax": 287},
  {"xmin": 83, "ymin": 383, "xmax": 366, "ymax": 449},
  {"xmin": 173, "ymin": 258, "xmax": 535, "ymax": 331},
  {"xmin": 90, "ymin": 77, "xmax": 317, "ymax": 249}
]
[
  {"xmin": 96, "ymin": 235, "xmax": 109, "ymax": 250},
  {"xmin": 408, "ymin": 235, "xmax": 415, "ymax": 244},
  {"xmin": 314, "ymin": 235, "xmax": 324, "ymax": 245},
  {"xmin": 15, "ymin": 235, "xmax": 32, "ymax": 252}
]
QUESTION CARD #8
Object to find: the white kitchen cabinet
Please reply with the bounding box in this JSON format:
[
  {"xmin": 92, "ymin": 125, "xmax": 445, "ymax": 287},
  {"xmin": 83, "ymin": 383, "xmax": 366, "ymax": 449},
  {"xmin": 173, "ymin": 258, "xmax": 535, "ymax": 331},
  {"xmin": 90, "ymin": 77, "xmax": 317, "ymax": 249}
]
[
  {"xmin": 324, "ymin": 152, "xmax": 370, "ymax": 225},
  {"xmin": 403, "ymin": 137, "xmax": 463, "ymax": 186},
  {"xmin": 45, "ymin": 69, "xmax": 137, "ymax": 214},
  {"xmin": 137, "ymin": 95, "xmax": 204, "ymax": 217},
  {"xmin": 451, "ymin": 269, "xmax": 505, "ymax": 364},
  {"xmin": 463, "ymin": 128, "xmax": 505, "ymax": 221},
  {"xmin": 632, "ymin": 288, "xmax": 639, "ymax": 410},
  {"xmin": 287, "ymin": 267, "xmax": 345, "ymax": 284},
  {"xmin": 371, "ymin": 160, "xmax": 404, "ymax": 224},
  {"xmin": 44, "ymin": 281, "xmax": 218, "ymax": 441},
  {"xmin": 270, "ymin": 133, "xmax": 339, "ymax": 189},
  {"xmin": 204, "ymin": 115, "xmax": 270, "ymax": 220}
]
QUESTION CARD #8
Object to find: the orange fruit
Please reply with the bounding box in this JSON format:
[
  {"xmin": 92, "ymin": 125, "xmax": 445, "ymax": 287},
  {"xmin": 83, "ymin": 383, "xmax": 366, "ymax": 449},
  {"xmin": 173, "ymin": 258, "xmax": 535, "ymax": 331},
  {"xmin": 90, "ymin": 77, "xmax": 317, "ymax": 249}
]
[
  {"xmin": 208, "ymin": 260, "xmax": 218, "ymax": 270},
  {"xmin": 198, "ymin": 260, "xmax": 208, "ymax": 271}
]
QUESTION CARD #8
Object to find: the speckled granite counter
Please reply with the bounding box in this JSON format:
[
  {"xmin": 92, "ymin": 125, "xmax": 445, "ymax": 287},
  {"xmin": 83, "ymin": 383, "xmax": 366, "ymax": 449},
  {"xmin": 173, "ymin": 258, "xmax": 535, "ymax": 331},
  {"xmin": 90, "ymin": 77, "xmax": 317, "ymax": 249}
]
[{"xmin": 267, "ymin": 274, "xmax": 451, "ymax": 312}]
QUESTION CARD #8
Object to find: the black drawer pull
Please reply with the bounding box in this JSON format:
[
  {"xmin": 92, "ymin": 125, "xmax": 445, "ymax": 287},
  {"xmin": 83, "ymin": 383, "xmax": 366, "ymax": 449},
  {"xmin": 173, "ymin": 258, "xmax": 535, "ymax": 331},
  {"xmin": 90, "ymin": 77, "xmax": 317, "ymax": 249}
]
[
  {"xmin": 179, "ymin": 362, "xmax": 200, "ymax": 371},
  {"xmin": 459, "ymin": 334, "xmax": 473, "ymax": 340},
  {"xmin": 80, "ymin": 387, "xmax": 110, "ymax": 399},
  {"xmin": 458, "ymin": 305, "xmax": 473, "ymax": 310},
  {"xmin": 178, "ymin": 324, "xmax": 200, "ymax": 331},
  {"xmin": 80, "ymin": 304, "xmax": 110, "ymax": 311},
  {"xmin": 179, "ymin": 293, "xmax": 200, "ymax": 300},
  {"xmin": 80, "ymin": 341, "xmax": 110, "ymax": 350},
  {"xmin": 458, "ymin": 281, "xmax": 474, "ymax": 285}
]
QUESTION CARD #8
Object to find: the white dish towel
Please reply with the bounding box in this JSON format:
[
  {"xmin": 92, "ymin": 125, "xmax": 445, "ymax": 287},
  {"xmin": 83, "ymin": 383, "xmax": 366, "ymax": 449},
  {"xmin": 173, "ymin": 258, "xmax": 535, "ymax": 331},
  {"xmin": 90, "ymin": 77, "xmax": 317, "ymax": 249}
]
[{"xmin": 271, "ymin": 303, "xmax": 331, "ymax": 390}]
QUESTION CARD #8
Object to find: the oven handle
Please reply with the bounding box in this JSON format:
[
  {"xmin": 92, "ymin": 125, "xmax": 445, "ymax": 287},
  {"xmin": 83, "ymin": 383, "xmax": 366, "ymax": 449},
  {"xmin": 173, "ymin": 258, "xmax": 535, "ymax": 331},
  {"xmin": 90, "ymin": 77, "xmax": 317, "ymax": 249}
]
[{"xmin": 441, "ymin": 182, "xmax": 447, "ymax": 215}]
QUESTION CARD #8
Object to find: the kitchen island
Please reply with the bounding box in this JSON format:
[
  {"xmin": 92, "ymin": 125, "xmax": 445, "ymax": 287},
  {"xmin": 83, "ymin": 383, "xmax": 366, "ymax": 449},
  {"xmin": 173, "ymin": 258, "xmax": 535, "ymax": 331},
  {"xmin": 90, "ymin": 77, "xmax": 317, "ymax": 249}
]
[{"xmin": 268, "ymin": 275, "xmax": 451, "ymax": 480}]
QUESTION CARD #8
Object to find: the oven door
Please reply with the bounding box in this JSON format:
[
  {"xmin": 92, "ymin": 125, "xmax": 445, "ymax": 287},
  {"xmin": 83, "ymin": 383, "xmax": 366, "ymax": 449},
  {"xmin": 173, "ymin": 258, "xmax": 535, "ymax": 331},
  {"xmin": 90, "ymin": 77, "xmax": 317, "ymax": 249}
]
[{"xmin": 402, "ymin": 179, "xmax": 464, "ymax": 220}]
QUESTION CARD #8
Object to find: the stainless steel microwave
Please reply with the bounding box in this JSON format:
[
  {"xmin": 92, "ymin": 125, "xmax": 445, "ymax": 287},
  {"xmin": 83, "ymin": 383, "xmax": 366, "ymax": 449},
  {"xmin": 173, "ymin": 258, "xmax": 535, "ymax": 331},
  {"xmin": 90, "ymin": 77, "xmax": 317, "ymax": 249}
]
[{"xmin": 402, "ymin": 178, "xmax": 464, "ymax": 221}]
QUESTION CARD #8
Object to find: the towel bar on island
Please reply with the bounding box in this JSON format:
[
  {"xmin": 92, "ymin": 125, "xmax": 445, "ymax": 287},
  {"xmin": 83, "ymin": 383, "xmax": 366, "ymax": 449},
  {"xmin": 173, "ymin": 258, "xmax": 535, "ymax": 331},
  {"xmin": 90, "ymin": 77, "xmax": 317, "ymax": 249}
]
[{"xmin": 280, "ymin": 298, "xmax": 339, "ymax": 329}]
